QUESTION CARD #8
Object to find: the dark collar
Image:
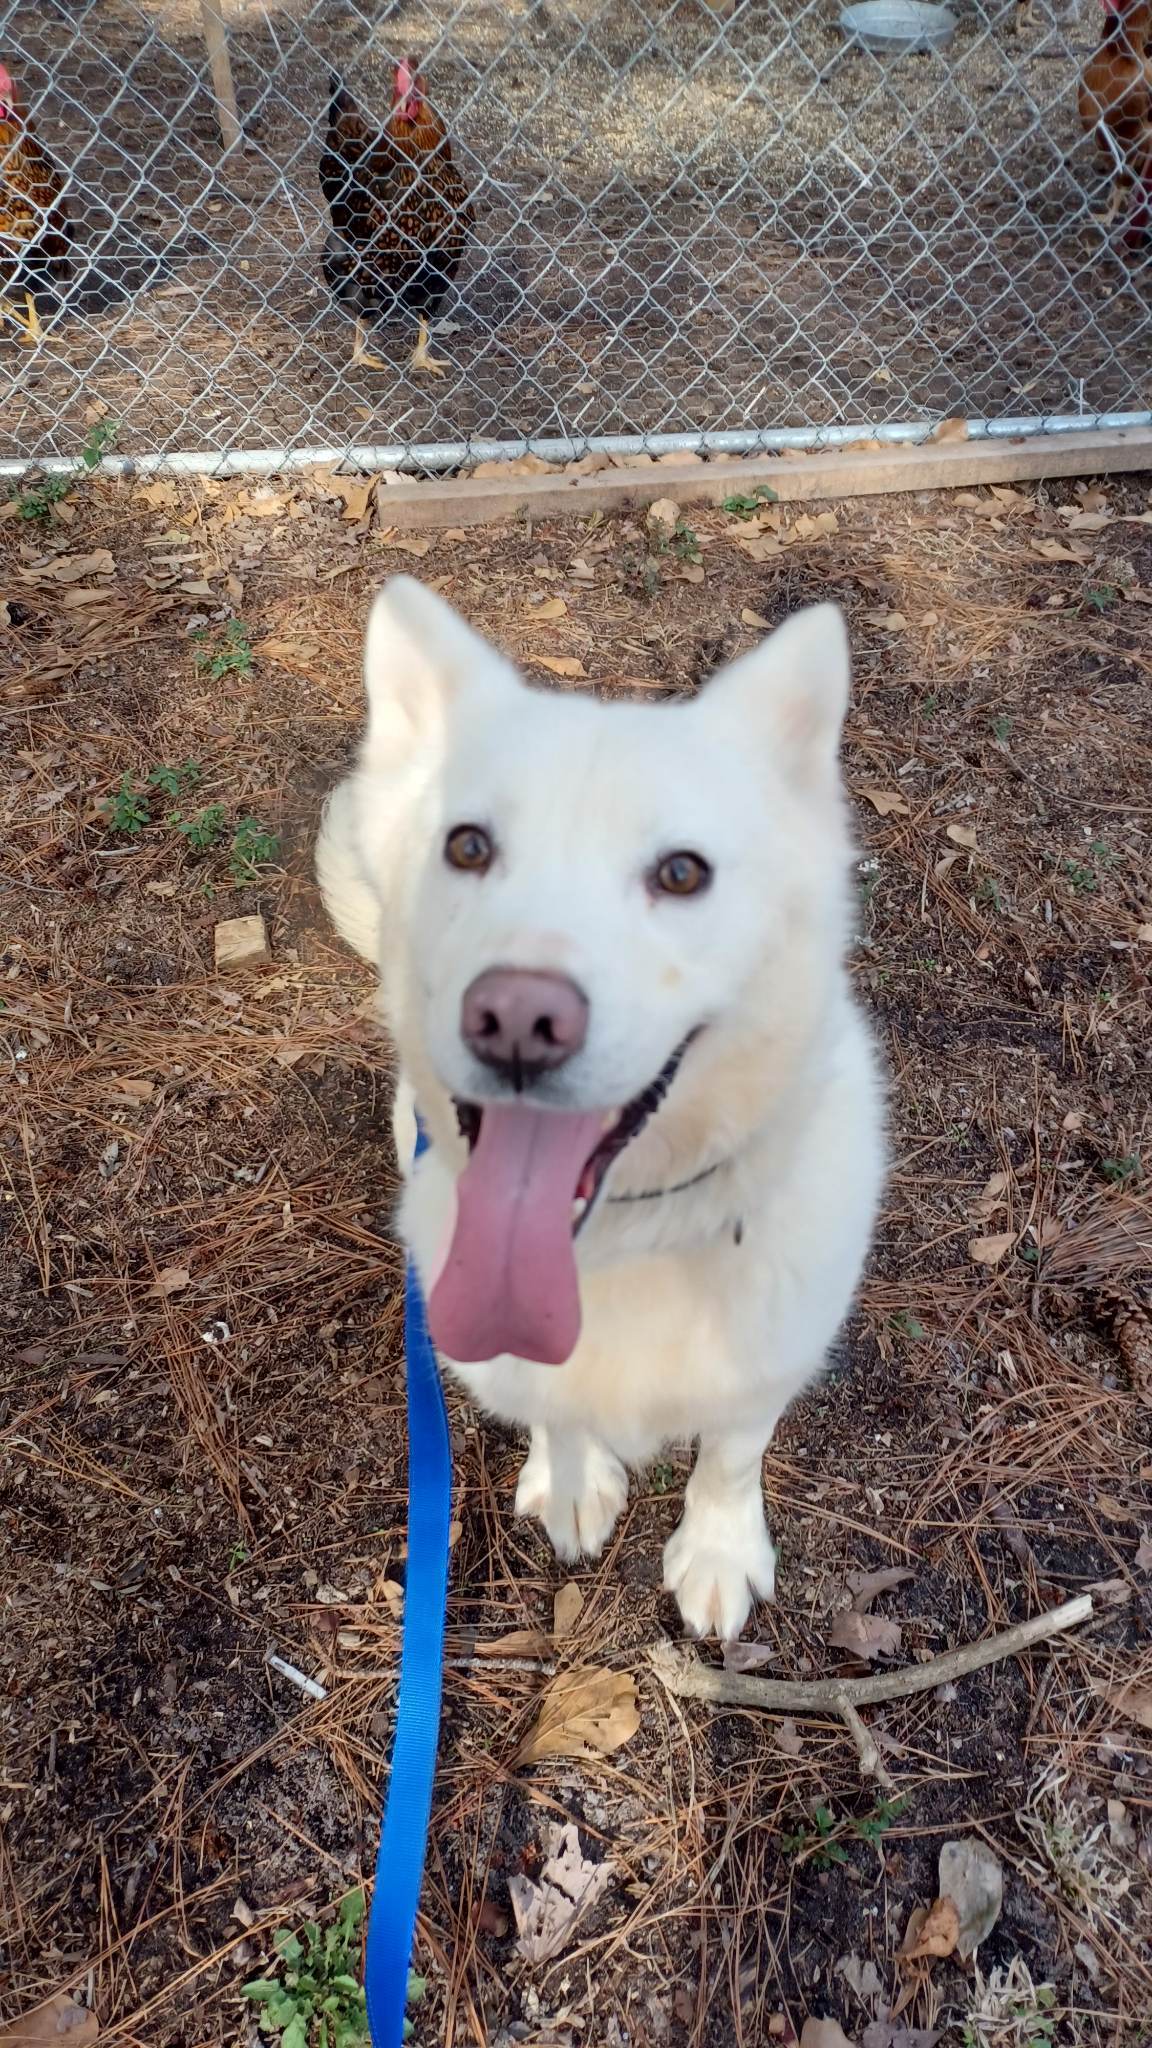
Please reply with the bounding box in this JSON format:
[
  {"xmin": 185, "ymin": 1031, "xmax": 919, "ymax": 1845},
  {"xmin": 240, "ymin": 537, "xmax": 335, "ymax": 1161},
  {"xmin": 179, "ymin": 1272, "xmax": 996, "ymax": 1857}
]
[{"xmin": 608, "ymin": 1160, "xmax": 723, "ymax": 1204}]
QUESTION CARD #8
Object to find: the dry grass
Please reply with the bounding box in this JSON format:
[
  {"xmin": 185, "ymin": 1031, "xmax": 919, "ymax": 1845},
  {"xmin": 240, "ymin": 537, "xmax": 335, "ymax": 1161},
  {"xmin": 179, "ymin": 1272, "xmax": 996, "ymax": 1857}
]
[{"xmin": 1, "ymin": 459, "xmax": 1150, "ymax": 2047}]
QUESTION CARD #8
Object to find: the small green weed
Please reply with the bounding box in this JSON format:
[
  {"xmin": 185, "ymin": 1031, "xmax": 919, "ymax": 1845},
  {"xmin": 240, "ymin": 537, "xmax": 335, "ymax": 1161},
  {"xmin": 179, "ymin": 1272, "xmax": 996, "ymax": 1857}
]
[
  {"xmin": 242, "ymin": 1889, "xmax": 374, "ymax": 2047},
  {"xmin": 1101, "ymin": 1153, "xmax": 1141, "ymax": 1186},
  {"xmin": 13, "ymin": 420, "xmax": 118, "ymax": 521},
  {"xmin": 226, "ymin": 1542, "xmax": 249, "ymax": 1573},
  {"xmin": 920, "ymin": 691, "xmax": 938, "ymax": 718},
  {"xmin": 148, "ymin": 760, "xmax": 203, "ymax": 801},
  {"xmin": 977, "ymin": 876, "xmax": 1004, "ymax": 915},
  {"xmin": 1062, "ymin": 859, "xmax": 1096, "ymax": 895},
  {"xmin": 175, "ymin": 803, "xmax": 228, "ymax": 853},
  {"xmin": 102, "ymin": 774, "xmax": 151, "ymax": 836},
  {"xmin": 850, "ymin": 1793, "xmax": 908, "ymax": 1846},
  {"xmin": 780, "ymin": 1804, "xmax": 848, "ymax": 1868},
  {"xmin": 194, "ymin": 618, "xmax": 253, "ymax": 682},
  {"xmin": 231, "ymin": 816, "xmax": 281, "ymax": 883},
  {"xmin": 991, "ymin": 712, "xmax": 1013, "ymax": 743},
  {"xmin": 649, "ymin": 1461, "xmax": 677, "ymax": 1495},
  {"xmin": 889, "ymin": 1310, "xmax": 925, "ymax": 1342},
  {"xmin": 721, "ymin": 483, "xmax": 778, "ymax": 519},
  {"xmin": 1082, "ymin": 583, "xmax": 1119, "ymax": 614},
  {"xmin": 1088, "ymin": 837, "xmax": 1120, "ymax": 869},
  {"xmin": 781, "ymin": 1795, "xmax": 907, "ymax": 1869},
  {"xmin": 14, "ymin": 473, "xmax": 72, "ymax": 521},
  {"xmin": 79, "ymin": 419, "xmax": 117, "ymax": 471}
]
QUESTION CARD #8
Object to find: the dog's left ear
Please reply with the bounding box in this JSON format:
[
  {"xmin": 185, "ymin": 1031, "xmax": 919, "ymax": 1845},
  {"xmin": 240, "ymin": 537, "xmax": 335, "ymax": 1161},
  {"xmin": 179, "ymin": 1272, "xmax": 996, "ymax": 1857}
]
[{"xmin": 704, "ymin": 603, "xmax": 850, "ymax": 801}]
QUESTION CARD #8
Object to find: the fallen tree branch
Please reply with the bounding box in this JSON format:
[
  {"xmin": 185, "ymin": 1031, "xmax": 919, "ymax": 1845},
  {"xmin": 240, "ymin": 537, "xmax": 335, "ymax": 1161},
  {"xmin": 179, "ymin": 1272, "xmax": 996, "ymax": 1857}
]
[{"xmin": 647, "ymin": 1593, "xmax": 1094, "ymax": 1715}]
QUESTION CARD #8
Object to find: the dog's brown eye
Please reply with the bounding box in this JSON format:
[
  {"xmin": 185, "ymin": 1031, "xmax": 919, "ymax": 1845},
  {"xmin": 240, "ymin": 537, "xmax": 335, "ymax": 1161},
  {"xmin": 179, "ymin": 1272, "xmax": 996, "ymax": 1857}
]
[
  {"xmin": 652, "ymin": 851, "xmax": 712, "ymax": 898},
  {"xmin": 445, "ymin": 824, "xmax": 494, "ymax": 874}
]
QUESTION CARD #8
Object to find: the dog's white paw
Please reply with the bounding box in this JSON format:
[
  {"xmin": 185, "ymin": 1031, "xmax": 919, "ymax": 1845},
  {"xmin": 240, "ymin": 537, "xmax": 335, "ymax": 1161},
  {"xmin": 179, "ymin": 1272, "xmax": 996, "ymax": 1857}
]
[
  {"xmin": 663, "ymin": 1498, "xmax": 777, "ymax": 1639},
  {"xmin": 515, "ymin": 1435, "xmax": 628, "ymax": 1562}
]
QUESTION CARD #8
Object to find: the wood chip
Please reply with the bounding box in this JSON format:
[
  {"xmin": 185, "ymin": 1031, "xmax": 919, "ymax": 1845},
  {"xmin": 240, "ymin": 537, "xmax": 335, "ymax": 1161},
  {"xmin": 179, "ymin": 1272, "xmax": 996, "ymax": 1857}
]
[{"xmin": 214, "ymin": 916, "xmax": 270, "ymax": 973}]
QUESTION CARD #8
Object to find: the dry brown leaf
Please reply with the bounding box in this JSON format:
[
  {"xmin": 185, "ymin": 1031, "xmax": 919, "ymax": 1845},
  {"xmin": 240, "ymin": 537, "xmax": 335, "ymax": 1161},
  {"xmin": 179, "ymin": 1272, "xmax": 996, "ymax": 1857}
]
[
  {"xmin": 846, "ymin": 1565, "xmax": 915, "ymax": 1613},
  {"xmin": 553, "ymin": 1581, "xmax": 584, "ymax": 1639},
  {"xmin": 934, "ymin": 851, "xmax": 959, "ymax": 880},
  {"xmin": 945, "ymin": 822, "xmax": 979, "ymax": 849},
  {"xmin": 722, "ymin": 1639, "xmax": 777, "ymax": 1672},
  {"xmin": 0, "ymin": 1994, "xmax": 99, "ymax": 2043},
  {"xmin": 1030, "ymin": 537, "xmax": 1091, "ymax": 564},
  {"xmin": 903, "ymin": 1894, "xmax": 959, "ymax": 1960},
  {"xmin": 133, "ymin": 480, "xmax": 179, "ymax": 509},
  {"xmin": 111, "ymin": 1078, "xmax": 155, "ymax": 1104},
  {"xmin": 148, "ymin": 1265, "xmax": 191, "ymax": 1298},
  {"xmin": 971, "ymin": 1169, "xmax": 1010, "ymax": 1221},
  {"xmin": 733, "ymin": 531, "xmax": 783, "ymax": 562},
  {"xmin": 861, "ymin": 609, "xmax": 908, "ymax": 630},
  {"xmin": 533, "ymin": 656, "xmax": 587, "ymax": 680},
  {"xmin": 525, "ymin": 597, "xmax": 568, "ymax": 622},
  {"xmin": 794, "ymin": 509, "xmax": 839, "ymax": 538},
  {"xmin": 678, "ymin": 561, "xmax": 706, "ymax": 584},
  {"xmin": 333, "ymin": 477, "xmax": 374, "ymax": 522},
  {"xmin": 860, "ymin": 788, "xmax": 910, "ymax": 818},
  {"xmin": 508, "ymin": 1821, "xmax": 614, "ymax": 1963},
  {"xmin": 828, "ymin": 1611, "xmax": 902, "ymax": 1660},
  {"xmin": 383, "ymin": 535, "xmax": 432, "ymax": 558},
  {"xmin": 740, "ymin": 607, "xmax": 771, "ymax": 629},
  {"xmin": 800, "ymin": 2022, "xmax": 857, "ymax": 2048},
  {"xmin": 969, "ymin": 1231, "xmax": 1015, "ymax": 1267},
  {"xmin": 774, "ymin": 1717, "xmax": 804, "ymax": 1756},
  {"xmin": 516, "ymin": 1664, "xmax": 639, "ymax": 1764},
  {"xmin": 471, "ymin": 454, "xmax": 553, "ymax": 478},
  {"xmin": 255, "ymin": 638, "xmax": 319, "ymax": 663},
  {"xmin": 30, "ymin": 549, "xmax": 115, "ymax": 584},
  {"xmin": 474, "ymin": 1628, "xmax": 553, "ymax": 1658},
  {"xmin": 933, "ymin": 416, "xmax": 969, "ymax": 442},
  {"xmin": 835, "ymin": 1954, "xmax": 883, "ymax": 2002},
  {"xmin": 1091, "ymin": 1679, "xmax": 1152, "ymax": 1731},
  {"xmin": 61, "ymin": 587, "xmax": 113, "ymax": 609},
  {"xmin": 647, "ymin": 496, "xmax": 681, "ymax": 531},
  {"xmin": 938, "ymin": 1840, "xmax": 1003, "ymax": 1958}
]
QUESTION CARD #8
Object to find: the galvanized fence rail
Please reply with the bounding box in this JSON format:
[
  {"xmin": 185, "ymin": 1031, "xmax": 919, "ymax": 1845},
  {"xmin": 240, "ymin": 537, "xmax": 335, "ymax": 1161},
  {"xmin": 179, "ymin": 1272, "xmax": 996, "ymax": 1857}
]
[{"xmin": 2, "ymin": 0, "xmax": 1151, "ymax": 477}]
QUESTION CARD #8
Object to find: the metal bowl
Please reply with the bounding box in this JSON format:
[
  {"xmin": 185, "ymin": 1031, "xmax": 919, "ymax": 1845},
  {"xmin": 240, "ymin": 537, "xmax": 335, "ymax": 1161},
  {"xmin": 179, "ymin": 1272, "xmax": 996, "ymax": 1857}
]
[{"xmin": 839, "ymin": 0, "xmax": 956, "ymax": 51}]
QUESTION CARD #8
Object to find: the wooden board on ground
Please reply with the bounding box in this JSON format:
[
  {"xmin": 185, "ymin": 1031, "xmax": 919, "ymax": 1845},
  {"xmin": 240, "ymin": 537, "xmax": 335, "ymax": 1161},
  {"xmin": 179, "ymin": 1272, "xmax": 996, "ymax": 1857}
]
[{"xmin": 377, "ymin": 425, "xmax": 1152, "ymax": 528}]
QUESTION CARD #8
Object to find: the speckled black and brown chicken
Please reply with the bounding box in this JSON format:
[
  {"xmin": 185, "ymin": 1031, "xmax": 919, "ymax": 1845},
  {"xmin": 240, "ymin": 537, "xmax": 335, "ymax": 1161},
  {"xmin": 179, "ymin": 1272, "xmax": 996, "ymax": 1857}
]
[
  {"xmin": 320, "ymin": 57, "xmax": 474, "ymax": 377},
  {"xmin": 0, "ymin": 60, "xmax": 72, "ymax": 344}
]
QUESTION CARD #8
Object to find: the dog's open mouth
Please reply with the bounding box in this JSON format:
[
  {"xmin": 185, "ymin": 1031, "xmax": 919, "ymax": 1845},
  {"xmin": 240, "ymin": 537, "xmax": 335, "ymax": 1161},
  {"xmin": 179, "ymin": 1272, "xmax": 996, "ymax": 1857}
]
[{"xmin": 427, "ymin": 1039, "xmax": 693, "ymax": 1369}]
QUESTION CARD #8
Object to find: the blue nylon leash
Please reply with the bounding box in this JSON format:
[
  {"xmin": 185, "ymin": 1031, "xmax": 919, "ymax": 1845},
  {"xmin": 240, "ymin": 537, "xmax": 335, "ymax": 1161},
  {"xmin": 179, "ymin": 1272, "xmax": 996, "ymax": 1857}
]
[{"xmin": 364, "ymin": 1121, "xmax": 452, "ymax": 2047}]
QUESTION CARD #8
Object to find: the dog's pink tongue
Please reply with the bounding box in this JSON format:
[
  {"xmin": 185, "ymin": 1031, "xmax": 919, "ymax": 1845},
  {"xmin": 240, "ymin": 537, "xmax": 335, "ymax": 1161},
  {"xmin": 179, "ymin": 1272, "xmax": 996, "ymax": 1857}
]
[{"xmin": 428, "ymin": 1103, "xmax": 604, "ymax": 1366}]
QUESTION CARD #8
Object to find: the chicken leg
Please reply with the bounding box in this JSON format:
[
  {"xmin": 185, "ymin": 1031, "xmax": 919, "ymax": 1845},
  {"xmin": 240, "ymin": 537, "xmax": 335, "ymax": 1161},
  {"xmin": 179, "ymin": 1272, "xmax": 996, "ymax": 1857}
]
[
  {"xmin": 0, "ymin": 290, "xmax": 41, "ymax": 344},
  {"xmin": 407, "ymin": 314, "xmax": 450, "ymax": 378},
  {"xmin": 351, "ymin": 315, "xmax": 391, "ymax": 373}
]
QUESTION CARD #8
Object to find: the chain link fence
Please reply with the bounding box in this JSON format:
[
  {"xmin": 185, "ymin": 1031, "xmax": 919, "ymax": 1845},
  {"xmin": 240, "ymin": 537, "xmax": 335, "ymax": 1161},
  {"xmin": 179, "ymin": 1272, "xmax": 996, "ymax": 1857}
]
[{"xmin": 2, "ymin": 0, "xmax": 1151, "ymax": 476}]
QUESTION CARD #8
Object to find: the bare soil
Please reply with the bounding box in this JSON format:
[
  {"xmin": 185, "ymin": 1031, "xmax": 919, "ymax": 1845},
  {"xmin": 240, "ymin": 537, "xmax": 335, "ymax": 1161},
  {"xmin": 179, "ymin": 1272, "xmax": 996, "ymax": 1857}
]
[{"xmin": 0, "ymin": 461, "xmax": 1150, "ymax": 2047}]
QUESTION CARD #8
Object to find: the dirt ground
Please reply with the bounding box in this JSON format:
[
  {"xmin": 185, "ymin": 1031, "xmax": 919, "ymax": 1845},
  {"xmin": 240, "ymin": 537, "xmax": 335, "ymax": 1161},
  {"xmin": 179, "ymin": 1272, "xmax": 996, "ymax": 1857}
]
[
  {"xmin": 5, "ymin": 0, "xmax": 1152, "ymax": 466},
  {"xmin": 1, "ymin": 457, "xmax": 1151, "ymax": 2048}
]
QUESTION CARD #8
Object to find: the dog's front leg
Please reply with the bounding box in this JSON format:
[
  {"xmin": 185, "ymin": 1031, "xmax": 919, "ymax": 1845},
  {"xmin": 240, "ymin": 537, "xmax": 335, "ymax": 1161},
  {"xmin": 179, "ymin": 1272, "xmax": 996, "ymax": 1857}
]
[
  {"xmin": 663, "ymin": 1428, "xmax": 777, "ymax": 1639},
  {"xmin": 515, "ymin": 1422, "xmax": 629, "ymax": 1563}
]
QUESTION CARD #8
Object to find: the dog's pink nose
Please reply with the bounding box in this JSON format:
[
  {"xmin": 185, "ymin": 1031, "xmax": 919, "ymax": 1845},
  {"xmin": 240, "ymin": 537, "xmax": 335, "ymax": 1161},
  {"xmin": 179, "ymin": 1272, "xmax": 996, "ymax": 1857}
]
[{"xmin": 461, "ymin": 969, "xmax": 589, "ymax": 1084}]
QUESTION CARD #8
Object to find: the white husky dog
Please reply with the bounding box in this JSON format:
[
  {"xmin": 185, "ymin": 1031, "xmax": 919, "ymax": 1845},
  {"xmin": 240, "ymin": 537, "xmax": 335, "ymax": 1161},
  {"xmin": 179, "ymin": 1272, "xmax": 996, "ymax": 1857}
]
[{"xmin": 317, "ymin": 577, "xmax": 884, "ymax": 1638}]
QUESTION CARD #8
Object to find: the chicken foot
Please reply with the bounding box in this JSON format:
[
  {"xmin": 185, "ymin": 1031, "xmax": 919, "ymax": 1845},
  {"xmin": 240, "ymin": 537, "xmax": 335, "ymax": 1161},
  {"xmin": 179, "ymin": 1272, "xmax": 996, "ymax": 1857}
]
[
  {"xmin": 350, "ymin": 316, "xmax": 392, "ymax": 372},
  {"xmin": 0, "ymin": 290, "xmax": 41, "ymax": 344},
  {"xmin": 407, "ymin": 314, "xmax": 450, "ymax": 378}
]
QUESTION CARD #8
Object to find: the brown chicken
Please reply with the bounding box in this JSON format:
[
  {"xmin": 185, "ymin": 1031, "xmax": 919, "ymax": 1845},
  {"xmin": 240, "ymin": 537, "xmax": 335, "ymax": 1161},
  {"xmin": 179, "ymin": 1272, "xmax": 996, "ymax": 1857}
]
[
  {"xmin": 320, "ymin": 56, "xmax": 474, "ymax": 377},
  {"xmin": 0, "ymin": 60, "xmax": 71, "ymax": 343},
  {"xmin": 1078, "ymin": 0, "xmax": 1152, "ymax": 247}
]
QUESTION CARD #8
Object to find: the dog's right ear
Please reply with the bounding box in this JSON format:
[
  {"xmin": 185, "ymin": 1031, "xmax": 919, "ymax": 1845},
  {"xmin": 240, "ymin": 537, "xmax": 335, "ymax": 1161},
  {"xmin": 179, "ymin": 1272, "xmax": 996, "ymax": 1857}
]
[{"xmin": 361, "ymin": 577, "xmax": 515, "ymax": 765}]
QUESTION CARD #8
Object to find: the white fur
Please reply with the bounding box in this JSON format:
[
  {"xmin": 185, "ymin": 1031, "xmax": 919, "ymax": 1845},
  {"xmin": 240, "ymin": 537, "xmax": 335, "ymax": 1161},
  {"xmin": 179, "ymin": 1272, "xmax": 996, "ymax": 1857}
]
[{"xmin": 317, "ymin": 577, "xmax": 885, "ymax": 1638}]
